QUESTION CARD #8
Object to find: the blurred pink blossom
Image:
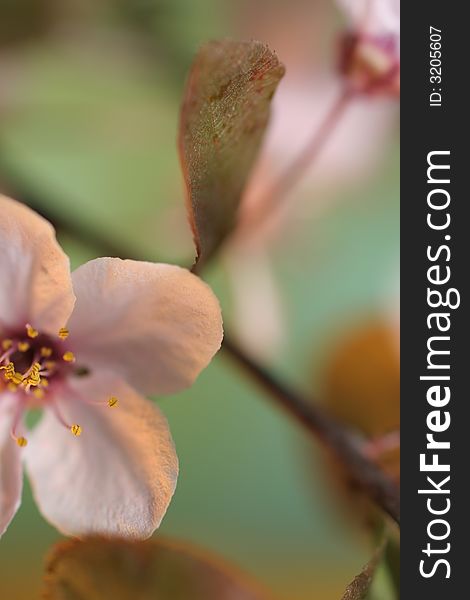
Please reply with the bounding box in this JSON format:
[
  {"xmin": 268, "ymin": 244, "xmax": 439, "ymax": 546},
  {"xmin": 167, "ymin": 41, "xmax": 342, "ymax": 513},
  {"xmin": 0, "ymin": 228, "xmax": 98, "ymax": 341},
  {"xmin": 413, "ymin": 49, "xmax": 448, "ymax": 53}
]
[
  {"xmin": 219, "ymin": 1, "xmax": 400, "ymax": 359},
  {"xmin": 241, "ymin": 72, "xmax": 396, "ymax": 228},
  {"xmin": 338, "ymin": 0, "xmax": 400, "ymax": 38},
  {"xmin": 337, "ymin": 0, "xmax": 400, "ymax": 95},
  {"xmin": 0, "ymin": 195, "xmax": 223, "ymax": 539},
  {"xmin": 224, "ymin": 71, "xmax": 396, "ymax": 358}
]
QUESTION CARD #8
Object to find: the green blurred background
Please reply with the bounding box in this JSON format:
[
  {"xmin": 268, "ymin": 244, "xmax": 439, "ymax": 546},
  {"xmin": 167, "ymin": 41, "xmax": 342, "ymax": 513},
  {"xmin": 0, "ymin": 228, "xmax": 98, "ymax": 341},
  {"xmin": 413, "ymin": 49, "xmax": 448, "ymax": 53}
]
[{"xmin": 0, "ymin": 0, "xmax": 399, "ymax": 598}]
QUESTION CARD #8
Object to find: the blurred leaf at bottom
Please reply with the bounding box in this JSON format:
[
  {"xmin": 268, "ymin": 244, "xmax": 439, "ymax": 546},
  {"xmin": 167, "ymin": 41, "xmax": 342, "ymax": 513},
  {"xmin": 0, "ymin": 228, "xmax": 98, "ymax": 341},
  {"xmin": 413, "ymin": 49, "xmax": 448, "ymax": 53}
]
[
  {"xmin": 42, "ymin": 537, "xmax": 271, "ymax": 600},
  {"xmin": 340, "ymin": 541, "xmax": 386, "ymax": 600}
]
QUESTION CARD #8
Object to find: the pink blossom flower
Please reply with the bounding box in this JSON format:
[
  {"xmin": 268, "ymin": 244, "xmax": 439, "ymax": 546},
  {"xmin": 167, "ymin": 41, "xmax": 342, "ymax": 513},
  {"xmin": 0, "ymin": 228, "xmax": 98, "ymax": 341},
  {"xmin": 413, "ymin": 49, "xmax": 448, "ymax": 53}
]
[
  {"xmin": 0, "ymin": 195, "xmax": 223, "ymax": 539},
  {"xmin": 337, "ymin": 0, "xmax": 400, "ymax": 95},
  {"xmin": 338, "ymin": 0, "xmax": 400, "ymax": 37},
  {"xmin": 223, "ymin": 70, "xmax": 396, "ymax": 359}
]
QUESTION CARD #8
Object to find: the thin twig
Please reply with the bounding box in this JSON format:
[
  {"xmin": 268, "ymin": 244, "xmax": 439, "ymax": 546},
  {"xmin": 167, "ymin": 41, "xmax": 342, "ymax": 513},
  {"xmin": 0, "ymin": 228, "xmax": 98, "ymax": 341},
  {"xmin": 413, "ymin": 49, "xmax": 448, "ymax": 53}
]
[
  {"xmin": 0, "ymin": 156, "xmax": 400, "ymax": 526},
  {"xmin": 223, "ymin": 336, "xmax": 399, "ymax": 524}
]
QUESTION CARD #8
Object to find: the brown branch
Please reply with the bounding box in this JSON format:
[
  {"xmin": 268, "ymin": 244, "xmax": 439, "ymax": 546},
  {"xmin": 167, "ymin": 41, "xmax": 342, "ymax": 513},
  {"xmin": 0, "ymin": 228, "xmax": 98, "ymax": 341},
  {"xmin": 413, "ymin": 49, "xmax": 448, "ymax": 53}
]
[
  {"xmin": 0, "ymin": 166, "xmax": 400, "ymax": 526},
  {"xmin": 223, "ymin": 336, "xmax": 399, "ymax": 524}
]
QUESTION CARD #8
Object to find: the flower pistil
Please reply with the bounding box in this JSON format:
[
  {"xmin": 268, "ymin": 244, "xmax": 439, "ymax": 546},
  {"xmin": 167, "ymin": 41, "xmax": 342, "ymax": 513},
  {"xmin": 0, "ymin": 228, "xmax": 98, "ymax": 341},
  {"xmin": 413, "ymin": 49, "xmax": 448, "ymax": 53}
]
[{"xmin": 0, "ymin": 324, "xmax": 93, "ymax": 445}]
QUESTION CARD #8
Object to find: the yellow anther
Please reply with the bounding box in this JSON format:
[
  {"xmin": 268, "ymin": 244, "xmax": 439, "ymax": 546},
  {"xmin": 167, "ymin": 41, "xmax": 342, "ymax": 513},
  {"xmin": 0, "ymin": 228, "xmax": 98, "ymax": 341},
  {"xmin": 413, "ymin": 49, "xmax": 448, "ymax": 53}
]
[
  {"xmin": 40, "ymin": 378, "xmax": 49, "ymax": 388},
  {"xmin": 18, "ymin": 342, "xmax": 30, "ymax": 352},
  {"xmin": 2, "ymin": 364, "xmax": 24, "ymax": 385},
  {"xmin": 25, "ymin": 363, "xmax": 41, "ymax": 387},
  {"xmin": 63, "ymin": 351, "xmax": 76, "ymax": 363},
  {"xmin": 26, "ymin": 377, "xmax": 41, "ymax": 388},
  {"xmin": 11, "ymin": 372, "xmax": 24, "ymax": 385},
  {"xmin": 26, "ymin": 324, "xmax": 39, "ymax": 339},
  {"xmin": 70, "ymin": 424, "xmax": 82, "ymax": 437},
  {"xmin": 1, "ymin": 339, "xmax": 12, "ymax": 350},
  {"xmin": 8, "ymin": 366, "xmax": 19, "ymax": 380},
  {"xmin": 7, "ymin": 383, "xmax": 18, "ymax": 392},
  {"xmin": 0, "ymin": 363, "xmax": 23, "ymax": 385},
  {"xmin": 44, "ymin": 360, "xmax": 56, "ymax": 371},
  {"xmin": 16, "ymin": 437, "xmax": 28, "ymax": 448},
  {"xmin": 58, "ymin": 327, "xmax": 69, "ymax": 340},
  {"xmin": 108, "ymin": 396, "xmax": 118, "ymax": 408},
  {"xmin": 40, "ymin": 346, "xmax": 53, "ymax": 358},
  {"xmin": 33, "ymin": 388, "xmax": 45, "ymax": 399}
]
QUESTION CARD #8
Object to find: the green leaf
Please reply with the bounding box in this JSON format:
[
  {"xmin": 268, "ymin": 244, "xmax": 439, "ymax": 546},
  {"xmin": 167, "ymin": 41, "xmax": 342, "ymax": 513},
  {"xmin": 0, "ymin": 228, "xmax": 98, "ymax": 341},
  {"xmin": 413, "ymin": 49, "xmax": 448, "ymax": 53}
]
[
  {"xmin": 341, "ymin": 541, "xmax": 386, "ymax": 600},
  {"xmin": 42, "ymin": 537, "xmax": 271, "ymax": 600},
  {"xmin": 178, "ymin": 39, "xmax": 285, "ymax": 267}
]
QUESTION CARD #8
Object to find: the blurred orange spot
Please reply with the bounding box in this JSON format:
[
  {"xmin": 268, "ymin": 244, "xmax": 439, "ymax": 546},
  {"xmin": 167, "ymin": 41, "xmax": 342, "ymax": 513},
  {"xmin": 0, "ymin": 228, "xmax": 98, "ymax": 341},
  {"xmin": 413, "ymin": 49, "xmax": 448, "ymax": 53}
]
[{"xmin": 322, "ymin": 320, "xmax": 399, "ymax": 439}]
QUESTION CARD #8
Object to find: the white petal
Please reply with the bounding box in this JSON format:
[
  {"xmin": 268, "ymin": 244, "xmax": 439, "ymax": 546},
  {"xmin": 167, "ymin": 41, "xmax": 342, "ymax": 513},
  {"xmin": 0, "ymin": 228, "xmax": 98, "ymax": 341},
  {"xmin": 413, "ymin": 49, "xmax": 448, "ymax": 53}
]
[
  {"xmin": 24, "ymin": 374, "xmax": 178, "ymax": 539},
  {"xmin": 0, "ymin": 394, "xmax": 23, "ymax": 537},
  {"xmin": 68, "ymin": 258, "xmax": 223, "ymax": 395},
  {"xmin": 0, "ymin": 195, "xmax": 75, "ymax": 334}
]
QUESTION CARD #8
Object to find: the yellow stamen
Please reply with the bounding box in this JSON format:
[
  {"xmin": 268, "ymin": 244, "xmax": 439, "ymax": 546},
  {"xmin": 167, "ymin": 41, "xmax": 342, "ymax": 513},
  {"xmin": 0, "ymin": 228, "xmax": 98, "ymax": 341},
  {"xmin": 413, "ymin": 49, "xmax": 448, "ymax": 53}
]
[
  {"xmin": 58, "ymin": 327, "xmax": 69, "ymax": 340},
  {"xmin": 1, "ymin": 339, "xmax": 12, "ymax": 350},
  {"xmin": 1, "ymin": 364, "xmax": 24, "ymax": 385},
  {"xmin": 26, "ymin": 324, "xmax": 39, "ymax": 339},
  {"xmin": 40, "ymin": 346, "xmax": 53, "ymax": 358},
  {"xmin": 44, "ymin": 360, "xmax": 56, "ymax": 371},
  {"xmin": 33, "ymin": 388, "xmax": 45, "ymax": 399},
  {"xmin": 24, "ymin": 363, "xmax": 41, "ymax": 387},
  {"xmin": 11, "ymin": 372, "xmax": 24, "ymax": 385},
  {"xmin": 18, "ymin": 342, "xmax": 30, "ymax": 352},
  {"xmin": 25, "ymin": 377, "xmax": 41, "ymax": 388},
  {"xmin": 108, "ymin": 396, "xmax": 118, "ymax": 408},
  {"xmin": 7, "ymin": 383, "xmax": 18, "ymax": 392},
  {"xmin": 63, "ymin": 351, "xmax": 76, "ymax": 363},
  {"xmin": 70, "ymin": 424, "xmax": 82, "ymax": 437},
  {"xmin": 16, "ymin": 437, "xmax": 28, "ymax": 448},
  {"xmin": 40, "ymin": 378, "xmax": 49, "ymax": 388}
]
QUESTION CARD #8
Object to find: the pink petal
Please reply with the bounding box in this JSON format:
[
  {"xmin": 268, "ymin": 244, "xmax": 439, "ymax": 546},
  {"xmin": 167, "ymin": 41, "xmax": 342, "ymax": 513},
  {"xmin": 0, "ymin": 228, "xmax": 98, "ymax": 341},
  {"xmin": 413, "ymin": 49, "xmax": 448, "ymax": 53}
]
[
  {"xmin": 0, "ymin": 394, "xmax": 23, "ymax": 537},
  {"xmin": 67, "ymin": 258, "xmax": 223, "ymax": 395},
  {"xmin": 24, "ymin": 373, "xmax": 178, "ymax": 539},
  {"xmin": 338, "ymin": 0, "xmax": 400, "ymax": 38},
  {"xmin": 0, "ymin": 195, "xmax": 75, "ymax": 334},
  {"xmin": 243, "ymin": 75, "xmax": 396, "ymax": 200}
]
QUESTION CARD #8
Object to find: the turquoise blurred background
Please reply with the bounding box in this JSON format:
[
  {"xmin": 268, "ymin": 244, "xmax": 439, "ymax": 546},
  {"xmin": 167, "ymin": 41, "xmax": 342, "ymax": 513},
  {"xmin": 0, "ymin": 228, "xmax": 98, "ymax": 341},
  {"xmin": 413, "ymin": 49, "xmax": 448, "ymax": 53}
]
[{"xmin": 0, "ymin": 1, "xmax": 399, "ymax": 598}]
